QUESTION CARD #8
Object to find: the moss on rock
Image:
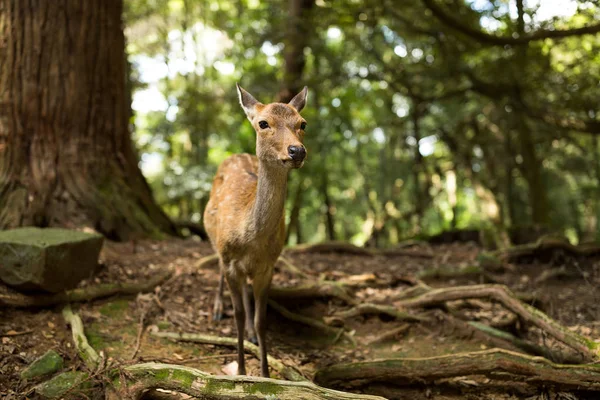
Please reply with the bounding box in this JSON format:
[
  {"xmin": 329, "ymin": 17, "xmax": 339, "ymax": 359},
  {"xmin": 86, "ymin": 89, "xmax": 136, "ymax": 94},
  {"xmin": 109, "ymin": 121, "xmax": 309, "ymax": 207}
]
[
  {"xmin": 20, "ymin": 350, "xmax": 64, "ymax": 380},
  {"xmin": 35, "ymin": 371, "xmax": 90, "ymax": 398}
]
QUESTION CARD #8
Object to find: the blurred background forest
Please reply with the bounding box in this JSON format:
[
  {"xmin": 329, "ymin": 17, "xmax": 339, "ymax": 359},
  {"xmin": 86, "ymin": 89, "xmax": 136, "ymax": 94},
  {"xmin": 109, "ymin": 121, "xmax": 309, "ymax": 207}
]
[{"xmin": 124, "ymin": 0, "xmax": 600, "ymax": 247}]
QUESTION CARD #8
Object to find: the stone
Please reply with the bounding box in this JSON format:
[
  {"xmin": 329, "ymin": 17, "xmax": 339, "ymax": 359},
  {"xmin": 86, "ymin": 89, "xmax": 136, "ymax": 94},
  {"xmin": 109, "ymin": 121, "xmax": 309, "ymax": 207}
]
[
  {"xmin": 35, "ymin": 371, "xmax": 90, "ymax": 398},
  {"xmin": 20, "ymin": 350, "xmax": 64, "ymax": 380},
  {"xmin": 0, "ymin": 228, "xmax": 103, "ymax": 293}
]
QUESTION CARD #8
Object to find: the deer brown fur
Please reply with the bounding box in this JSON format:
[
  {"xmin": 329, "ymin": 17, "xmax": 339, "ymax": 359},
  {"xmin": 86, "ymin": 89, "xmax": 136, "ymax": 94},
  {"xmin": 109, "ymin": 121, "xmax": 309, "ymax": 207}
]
[{"xmin": 203, "ymin": 84, "xmax": 308, "ymax": 377}]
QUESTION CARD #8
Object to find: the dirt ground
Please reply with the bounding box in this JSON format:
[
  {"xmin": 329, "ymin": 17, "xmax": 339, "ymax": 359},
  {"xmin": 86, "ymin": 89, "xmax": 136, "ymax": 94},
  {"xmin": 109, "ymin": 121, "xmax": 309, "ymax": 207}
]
[{"xmin": 1, "ymin": 237, "xmax": 599, "ymax": 399}]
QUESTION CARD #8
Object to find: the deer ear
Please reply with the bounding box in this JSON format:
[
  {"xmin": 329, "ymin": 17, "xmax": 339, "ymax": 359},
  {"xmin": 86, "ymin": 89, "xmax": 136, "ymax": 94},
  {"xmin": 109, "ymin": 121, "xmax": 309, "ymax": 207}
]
[
  {"xmin": 288, "ymin": 86, "xmax": 308, "ymax": 112},
  {"xmin": 237, "ymin": 83, "xmax": 261, "ymax": 119}
]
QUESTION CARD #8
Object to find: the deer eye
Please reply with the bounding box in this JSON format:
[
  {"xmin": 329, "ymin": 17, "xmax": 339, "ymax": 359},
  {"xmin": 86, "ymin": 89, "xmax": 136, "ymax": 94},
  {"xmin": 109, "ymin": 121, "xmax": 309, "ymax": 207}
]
[
  {"xmin": 300, "ymin": 122, "xmax": 307, "ymax": 130},
  {"xmin": 259, "ymin": 121, "xmax": 269, "ymax": 129}
]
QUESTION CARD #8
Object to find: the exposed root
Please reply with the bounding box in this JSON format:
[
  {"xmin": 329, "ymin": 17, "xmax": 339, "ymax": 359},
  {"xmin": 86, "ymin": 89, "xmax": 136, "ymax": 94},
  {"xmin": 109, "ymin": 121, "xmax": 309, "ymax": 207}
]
[
  {"xmin": 285, "ymin": 241, "xmax": 434, "ymax": 258},
  {"xmin": 62, "ymin": 304, "xmax": 101, "ymax": 371},
  {"xmin": 268, "ymin": 300, "xmax": 356, "ymax": 346},
  {"xmin": 324, "ymin": 303, "xmax": 428, "ymax": 325},
  {"xmin": 150, "ymin": 331, "xmax": 306, "ymax": 382},
  {"xmin": 286, "ymin": 241, "xmax": 374, "ymax": 256},
  {"xmin": 467, "ymin": 321, "xmax": 573, "ymax": 363},
  {"xmin": 276, "ymin": 256, "xmax": 311, "ymax": 279},
  {"xmin": 396, "ymin": 284, "xmax": 600, "ymax": 361},
  {"xmin": 269, "ymin": 281, "xmax": 357, "ymax": 305},
  {"xmin": 365, "ymin": 324, "xmax": 410, "ymax": 345},
  {"xmin": 0, "ymin": 271, "xmax": 172, "ymax": 308},
  {"xmin": 108, "ymin": 362, "xmax": 386, "ymax": 400},
  {"xmin": 314, "ymin": 348, "xmax": 600, "ymax": 391},
  {"xmin": 495, "ymin": 236, "xmax": 600, "ymax": 263},
  {"xmin": 195, "ymin": 254, "xmax": 219, "ymax": 269}
]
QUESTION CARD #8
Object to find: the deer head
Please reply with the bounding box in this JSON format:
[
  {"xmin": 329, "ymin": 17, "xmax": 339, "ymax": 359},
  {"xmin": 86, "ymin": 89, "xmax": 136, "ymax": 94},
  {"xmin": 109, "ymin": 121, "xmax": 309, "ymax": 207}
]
[{"xmin": 237, "ymin": 84, "xmax": 308, "ymax": 169}]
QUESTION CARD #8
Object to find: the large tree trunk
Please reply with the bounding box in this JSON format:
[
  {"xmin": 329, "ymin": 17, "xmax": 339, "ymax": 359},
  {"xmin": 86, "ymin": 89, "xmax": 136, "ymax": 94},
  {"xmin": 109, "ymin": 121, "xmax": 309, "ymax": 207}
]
[
  {"xmin": 278, "ymin": 0, "xmax": 315, "ymax": 102},
  {"xmin": 0, "ymin": 0, "xmax": 177, "ymax": 240}
]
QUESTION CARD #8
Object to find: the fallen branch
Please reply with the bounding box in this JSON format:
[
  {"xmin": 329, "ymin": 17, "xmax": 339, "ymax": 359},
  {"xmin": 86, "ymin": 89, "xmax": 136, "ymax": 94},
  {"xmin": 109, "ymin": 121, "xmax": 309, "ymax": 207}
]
[
  {"xmin": 314, "ymin": 348, "xmax": 600, "ymax": 391},
  {"xmin": 62, "ymin": 304, "xmax": 101, "ymax": 371},
  {"xmin": 324, "ymin": 303, "xmax": 428, "ymax": 325},
  {"xmin": 0, "ymin": 271, "xmax": 172, "ymax": 308},
  {"xmin": 269, "ymin": 281, "xmax": 357, "ymax": 305},
  {"xmin": 396, "ymin": 284, "xmax": 600, "ymax": 361},
  {"xmin": 108, "ymin": 362, "xmax": 386, "ymax": 400},
  {"xmin": 150, "ymin": 331, "xmax": 306, "ymax": 382},
  {"xmin": 268, "ymin": 300, "xmax": 356, "ymax": 346}
]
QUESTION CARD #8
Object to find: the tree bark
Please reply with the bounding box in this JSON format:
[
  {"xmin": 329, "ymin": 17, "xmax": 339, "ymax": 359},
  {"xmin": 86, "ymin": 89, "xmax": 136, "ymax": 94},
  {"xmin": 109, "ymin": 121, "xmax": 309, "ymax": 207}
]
[
  {"xmin": 0, "ymin": 0, "xmax": 177, "ymax": 240},
  {"xmin": 278, "ymin": 0, "xmax": 315, "ymax": 102},
  {"xmin": 314, "ymin": 348, "xmax": 600, "ymax": 391}
]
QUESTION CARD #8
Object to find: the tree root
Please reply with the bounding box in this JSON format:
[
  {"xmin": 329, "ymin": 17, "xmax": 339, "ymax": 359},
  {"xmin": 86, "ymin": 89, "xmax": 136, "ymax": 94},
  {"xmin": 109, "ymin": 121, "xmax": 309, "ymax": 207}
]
[
  {"xmin": 286, "ymin": 241, "xmax": 374, "ymax": 256},
  {"xmin": 150, "ymin": 331, "xmax": 306, "ymax": 382},
  {"xmin": 396, "ymin": 284, "xmax": 600, "ymax": 361},
  {"xmin": 276, "ymin": 256, "xmax": 311, "ymax": 279},
  {"xmin": 324, "ymin": 303, "xmax": 429, "ymax": 326},
  {"xmin": 269, "ymin": 281, "xmax": 357, "ymax": 305},
  {"xmin": 62, "ymin": 304, "xmax": 101, "ymax": 371},
  {"xmin": 108, "ymin": 362, "xmax": 386, "ymax": 400},
  {"xmin": 267, "ymin": 300, "xmax": 357, "ymax": 346},
  {"xmin": 195, "ymin": 254, "xmax": 219, "ymax": 269},
  {"xmin": 286, "ymin": 241, "xmax": 434, "ymax": 258},
  {"xmin": 494, "ymin": 236, "xmax": 600, "ymax": 263},
  {"xmin": 0, "ymin": 270, "xmax": 172, "ymax": 308},
  {"xmin": 365, "ymin": 324, "xmax": 410, "ymax": 345},
  {"xmin": 314, "ymin": 348, "xmax": 600, "ymax": 391},
  {"xmin": 467, "ymin": 321, "xmax": 574, "ymax": 363}
]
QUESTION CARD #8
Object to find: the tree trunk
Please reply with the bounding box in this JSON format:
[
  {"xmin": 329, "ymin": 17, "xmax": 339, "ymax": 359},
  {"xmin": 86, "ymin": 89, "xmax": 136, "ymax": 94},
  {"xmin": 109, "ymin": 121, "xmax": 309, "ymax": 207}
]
[
  {"xmin": 514, "ymin": 0, "xmax": 549, "ymax": 226},
  {"xmin": 322, "ymin": 172, "xmax": 336, "ymax": 241},
  {"xmin": 278, "ymin": 0, "xmax": 315, "ymax": 102},
  {"xmin": 0, "ymin": 0, "xmax": 177, "ymax": 240}
]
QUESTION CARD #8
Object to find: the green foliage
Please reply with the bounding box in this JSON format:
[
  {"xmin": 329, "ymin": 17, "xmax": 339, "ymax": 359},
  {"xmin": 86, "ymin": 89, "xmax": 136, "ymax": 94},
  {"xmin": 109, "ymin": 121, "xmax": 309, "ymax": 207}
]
[{"xmin": 124, "ymin": 0, "xmax": 600, "ymax": 245}]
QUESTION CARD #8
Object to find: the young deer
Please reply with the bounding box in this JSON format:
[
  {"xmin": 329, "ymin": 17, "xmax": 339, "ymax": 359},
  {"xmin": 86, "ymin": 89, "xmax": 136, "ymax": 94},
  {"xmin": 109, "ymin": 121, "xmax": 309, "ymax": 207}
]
[{"xmin": 203, "ymin": 84, "xmax": 308, "ymax": 377}]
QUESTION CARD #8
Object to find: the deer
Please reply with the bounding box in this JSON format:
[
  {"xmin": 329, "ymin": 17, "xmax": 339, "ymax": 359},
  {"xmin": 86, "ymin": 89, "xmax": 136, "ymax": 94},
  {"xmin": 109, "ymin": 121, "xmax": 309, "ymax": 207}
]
[{"xmin": 203, "ymin": 84, "xmax": 308, "ymax": 377}]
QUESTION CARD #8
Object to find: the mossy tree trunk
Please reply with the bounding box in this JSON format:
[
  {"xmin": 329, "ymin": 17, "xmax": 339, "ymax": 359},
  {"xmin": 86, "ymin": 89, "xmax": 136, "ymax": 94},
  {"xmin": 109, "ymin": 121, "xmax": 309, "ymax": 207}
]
[{"xmin": 0, "ymin": 0, "xmax": 177, "ymax": 240}]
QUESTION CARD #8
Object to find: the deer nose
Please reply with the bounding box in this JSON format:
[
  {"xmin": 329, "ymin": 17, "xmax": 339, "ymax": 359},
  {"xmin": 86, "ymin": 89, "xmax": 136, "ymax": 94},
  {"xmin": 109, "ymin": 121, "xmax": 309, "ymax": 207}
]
[{"xmin": 288, "ymin": 145, "xmax": 306, "ymax": 162}]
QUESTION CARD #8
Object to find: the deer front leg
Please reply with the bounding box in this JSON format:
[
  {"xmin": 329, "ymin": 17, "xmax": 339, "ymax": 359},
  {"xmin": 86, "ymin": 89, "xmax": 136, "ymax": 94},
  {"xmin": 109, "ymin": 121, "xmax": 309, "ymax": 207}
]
[
  {"xmin": 252, "ymin": 270, "xmax": 273, "ymax": 378},
  {"xmin": 224, "ymin": 268, "xmax": 247, "ymax": 375},
  {"xmin": 212, "ymin": 271, "xmax": 225, "ymax": 321}
]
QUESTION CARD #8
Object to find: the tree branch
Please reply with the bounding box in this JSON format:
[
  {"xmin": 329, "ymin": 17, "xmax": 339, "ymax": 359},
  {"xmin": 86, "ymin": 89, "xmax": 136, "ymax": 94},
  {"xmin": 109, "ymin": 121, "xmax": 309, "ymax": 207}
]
[{"xmin": 422, "ymin": 0, "xmax": 600, "ymax": 46}]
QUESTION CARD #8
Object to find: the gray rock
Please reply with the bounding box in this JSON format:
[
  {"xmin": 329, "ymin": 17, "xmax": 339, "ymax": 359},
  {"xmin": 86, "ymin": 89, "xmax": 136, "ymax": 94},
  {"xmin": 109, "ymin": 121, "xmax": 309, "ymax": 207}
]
[
  {"xmin": 0, "ymin": 228, "xmax": 103, "ymax": 293},
  {"xmin": 20, "ymin": 350, "xmax": 64, "ymax": 379}
]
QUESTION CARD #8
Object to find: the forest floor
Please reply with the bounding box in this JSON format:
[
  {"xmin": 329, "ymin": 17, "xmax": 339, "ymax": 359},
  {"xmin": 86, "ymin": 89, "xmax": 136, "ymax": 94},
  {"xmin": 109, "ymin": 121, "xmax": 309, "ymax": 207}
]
[{"xmin": 1, "ymin": 237, "xmax": 600, "ymax": 399}]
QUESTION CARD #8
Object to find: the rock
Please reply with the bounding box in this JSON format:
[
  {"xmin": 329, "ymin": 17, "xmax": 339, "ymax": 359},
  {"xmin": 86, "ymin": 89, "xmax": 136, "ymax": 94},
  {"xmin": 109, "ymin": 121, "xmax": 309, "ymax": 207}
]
[
  {"xmin": 20, "ymin": 350, "xmax": 64, "ymax": 379},
  {"xmin": 0, "ymin": 228, "xmax": 103, "ymax": 293},
  {"xmin": 35, "ymin": 371, "xmax": 90, "ymax": 398}
]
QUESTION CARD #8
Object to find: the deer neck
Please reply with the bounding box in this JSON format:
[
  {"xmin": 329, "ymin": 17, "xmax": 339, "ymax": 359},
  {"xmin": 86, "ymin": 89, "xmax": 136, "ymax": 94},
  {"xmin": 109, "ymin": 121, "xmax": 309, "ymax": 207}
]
[{"xmin": 248, "ymin": 160, "xmax": 289, "ymax": 236}]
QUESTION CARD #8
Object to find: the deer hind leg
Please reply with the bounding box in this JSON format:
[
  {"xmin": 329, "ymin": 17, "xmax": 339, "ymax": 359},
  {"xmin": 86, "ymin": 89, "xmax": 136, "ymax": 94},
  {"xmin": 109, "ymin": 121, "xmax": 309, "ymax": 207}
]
[
  {"xmin": 252, "ymin": 268, "xmax": 273, "ymax": 378},
  {"xmin": 224, "ymin": 265, "xmax": 247, "ymax": 375},
  {"xmin": 212, "ymin": 270, "xmax": 225, "ymax": 321},
  {"xmin": 243, "ymin": 282, "xmax": 257, "ymax": 344}
]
